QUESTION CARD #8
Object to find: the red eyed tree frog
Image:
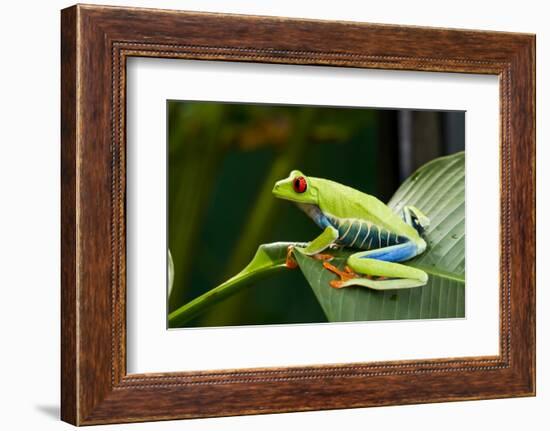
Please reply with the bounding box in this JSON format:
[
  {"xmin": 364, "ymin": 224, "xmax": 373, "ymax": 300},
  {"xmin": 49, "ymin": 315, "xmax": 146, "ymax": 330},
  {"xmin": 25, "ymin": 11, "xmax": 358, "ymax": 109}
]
[{"xmin": 272, "ymin": 170, "xmax": 430, "ymax": 290}]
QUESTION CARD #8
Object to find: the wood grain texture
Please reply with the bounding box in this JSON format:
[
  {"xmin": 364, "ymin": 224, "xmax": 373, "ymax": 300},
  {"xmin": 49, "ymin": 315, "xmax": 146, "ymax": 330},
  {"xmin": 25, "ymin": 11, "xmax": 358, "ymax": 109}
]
[
  {"xmin": 60, "ymin": 4, "xmax": 536, "ymax": 425},
  {"xmin": 60, "ymin": 6, "xmax": 78, "ymax": 425}
]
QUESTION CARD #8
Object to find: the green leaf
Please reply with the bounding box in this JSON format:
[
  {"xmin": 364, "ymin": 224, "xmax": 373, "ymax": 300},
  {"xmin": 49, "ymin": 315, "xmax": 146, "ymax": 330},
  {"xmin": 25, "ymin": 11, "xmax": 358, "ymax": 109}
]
[
  {"xmin": 168, "ymin": 249, "xmax": 175, "ymax": 297},
  {"xmin": 295, "ymin": 151, "xmax": 465, "ymax": 322},
  {"xmin": 168, "ymin": 242, "xmax": 295, "ymax": 327}
]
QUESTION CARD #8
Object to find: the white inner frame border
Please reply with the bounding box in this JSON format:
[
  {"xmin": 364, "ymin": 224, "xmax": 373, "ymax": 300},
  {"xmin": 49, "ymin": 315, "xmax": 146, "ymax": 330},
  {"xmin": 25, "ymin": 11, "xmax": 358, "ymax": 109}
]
[{"xmin": 126, "ymin": 58, "xmax": 500, "ymax": 373}]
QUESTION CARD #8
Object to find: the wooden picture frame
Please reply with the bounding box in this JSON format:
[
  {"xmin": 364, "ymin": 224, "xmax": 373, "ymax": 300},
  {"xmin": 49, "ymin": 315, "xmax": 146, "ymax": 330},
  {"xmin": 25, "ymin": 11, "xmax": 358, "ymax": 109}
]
[{"xmin": 61, "ymin": 4, "xmax": 535, "ymax": 425}]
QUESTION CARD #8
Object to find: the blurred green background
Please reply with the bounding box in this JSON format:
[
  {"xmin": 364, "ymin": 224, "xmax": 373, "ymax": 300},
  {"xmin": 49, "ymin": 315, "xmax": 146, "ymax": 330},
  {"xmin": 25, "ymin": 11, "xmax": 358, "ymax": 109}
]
[{"xmin": 167, "ymin": 101, "xmax": 464, "ymax": 328}]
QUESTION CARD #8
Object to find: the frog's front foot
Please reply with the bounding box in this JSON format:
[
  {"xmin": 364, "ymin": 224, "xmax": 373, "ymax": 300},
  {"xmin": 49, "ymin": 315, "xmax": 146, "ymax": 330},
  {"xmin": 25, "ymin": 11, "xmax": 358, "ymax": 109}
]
[
  {"xmin": 286, "ymin": 244, "xmax": 334, "ymax": 269},
  {"xmin": 285, "ymin": 245, "xmax": 299, "ymax": 269}
]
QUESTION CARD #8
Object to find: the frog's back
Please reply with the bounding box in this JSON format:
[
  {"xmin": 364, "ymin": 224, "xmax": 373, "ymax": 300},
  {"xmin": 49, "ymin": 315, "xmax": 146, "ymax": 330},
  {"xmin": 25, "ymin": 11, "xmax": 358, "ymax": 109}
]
[{"xmin": 310, "ymin": 177, "xmax": 419, "ymax": 241}]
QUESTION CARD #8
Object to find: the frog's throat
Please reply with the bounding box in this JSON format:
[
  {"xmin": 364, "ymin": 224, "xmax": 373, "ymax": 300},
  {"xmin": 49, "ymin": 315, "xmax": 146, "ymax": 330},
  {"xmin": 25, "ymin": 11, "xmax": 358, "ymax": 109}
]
[{"xmin": 296, "ymin": 203, "xmax": 332, "ymax": 230}]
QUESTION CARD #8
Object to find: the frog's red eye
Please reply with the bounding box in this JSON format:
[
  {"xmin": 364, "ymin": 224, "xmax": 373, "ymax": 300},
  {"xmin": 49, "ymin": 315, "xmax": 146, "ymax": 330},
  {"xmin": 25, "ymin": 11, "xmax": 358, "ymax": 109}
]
[{"xmin": 293, "ymin": 176, "xmax": 307, "ymax": 193}]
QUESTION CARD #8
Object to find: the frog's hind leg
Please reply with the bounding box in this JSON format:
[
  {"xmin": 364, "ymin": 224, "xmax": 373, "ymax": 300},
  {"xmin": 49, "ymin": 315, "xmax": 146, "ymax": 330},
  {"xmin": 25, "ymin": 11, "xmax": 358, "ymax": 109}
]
[
  {"xmin": 402, "ymin": 206, "xmax": 430, "ymax": 235},
  {"xmin": 327, "ymin": 243, "xmax": 428, "ymax": 290}
]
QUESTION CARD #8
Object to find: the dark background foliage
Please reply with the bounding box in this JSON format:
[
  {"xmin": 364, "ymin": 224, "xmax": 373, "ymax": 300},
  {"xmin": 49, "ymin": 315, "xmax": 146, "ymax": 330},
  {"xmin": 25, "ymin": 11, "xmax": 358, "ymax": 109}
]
[{"xmin": 167, "ymin": 101, "xmax": 464, "ymax": 328}]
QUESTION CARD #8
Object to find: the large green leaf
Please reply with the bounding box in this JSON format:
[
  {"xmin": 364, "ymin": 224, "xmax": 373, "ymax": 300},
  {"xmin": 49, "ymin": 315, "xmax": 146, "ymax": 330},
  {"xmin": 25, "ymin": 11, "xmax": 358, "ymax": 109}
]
[
  {"xmin": 295, "ymin": 151, "xmax": 465, "ymax": 322},
  {"xmin": 169, "ymin": 152, "xmax": 465, "ymax": 326}
]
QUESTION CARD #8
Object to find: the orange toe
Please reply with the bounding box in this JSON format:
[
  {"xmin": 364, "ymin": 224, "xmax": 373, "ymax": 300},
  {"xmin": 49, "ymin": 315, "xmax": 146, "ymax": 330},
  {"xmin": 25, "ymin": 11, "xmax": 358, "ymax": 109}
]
[
  {"xmin": 313, "ymin": 253, "xmax": 334, "ymax": 261},
  {"xmin": 285, "ymin": 246, "xmax": 298, "ymax": 269},
  {"xmin": 324, "ymin": 262, "xmax": 361, "ymax": 288},
  {"xmin": 323, "ymin": 261, "xmax": 340, "ymax": 273},
  {"xmin": 285, "ymin": 258, "xmax": 298, "ymax": 269}
]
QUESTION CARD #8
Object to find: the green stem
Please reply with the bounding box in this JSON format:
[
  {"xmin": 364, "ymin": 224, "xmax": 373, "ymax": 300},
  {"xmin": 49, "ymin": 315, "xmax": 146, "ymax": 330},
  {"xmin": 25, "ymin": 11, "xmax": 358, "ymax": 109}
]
[
  {"xmin": 199, "ymin": 109, "xmax": 315, "ymax": 326},
  {"xmin": 168, "ymin": 265, "xmax": 286, "ymax": 327},
  {"xmin": 168, "ymin": 242, "xmax": 299, "ymax": 328}
]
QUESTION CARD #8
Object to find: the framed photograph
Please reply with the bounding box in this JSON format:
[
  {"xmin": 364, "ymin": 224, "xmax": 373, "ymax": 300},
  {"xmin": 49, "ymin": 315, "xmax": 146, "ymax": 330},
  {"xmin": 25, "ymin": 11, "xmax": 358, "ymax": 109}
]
[{"xmin": 61, "ymin": 4, "xmax": 535, "ymax": 425}]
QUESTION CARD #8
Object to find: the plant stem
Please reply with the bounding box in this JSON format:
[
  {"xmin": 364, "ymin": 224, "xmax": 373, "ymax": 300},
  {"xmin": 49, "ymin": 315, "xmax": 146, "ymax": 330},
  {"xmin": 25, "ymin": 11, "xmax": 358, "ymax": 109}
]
[
  {"xmin": 199, "ymin": 108, "xmax": 315, "ymax": 326},
  {"xmin": 168, "ymin": 263, "xmax": 287, "ymax": 328}
]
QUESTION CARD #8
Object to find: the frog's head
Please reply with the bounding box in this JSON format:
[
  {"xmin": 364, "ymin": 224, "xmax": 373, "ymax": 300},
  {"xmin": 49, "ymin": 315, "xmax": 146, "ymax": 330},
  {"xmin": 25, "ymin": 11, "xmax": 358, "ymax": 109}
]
[{"xmin": 272, "ymin": 170, "xmax": 318, "ymax": 205}]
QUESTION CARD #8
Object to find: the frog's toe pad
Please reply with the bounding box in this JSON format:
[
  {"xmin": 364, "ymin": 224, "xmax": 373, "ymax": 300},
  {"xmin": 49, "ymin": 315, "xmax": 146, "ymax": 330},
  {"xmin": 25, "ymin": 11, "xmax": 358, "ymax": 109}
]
[
  {"xmin": 329, "ymin": 278, "xmax": 371, "ymax": 289},
  {"xmin": 313, "ymin": 253, "xmax": 334, "ymax": 262},
  {"xmin": 285, "ymin": 245, "xmax": 299, "ymax": 269},
  {"xmin": 329, "ymin": 280, "xmax": 344, "ymax": 288}
]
